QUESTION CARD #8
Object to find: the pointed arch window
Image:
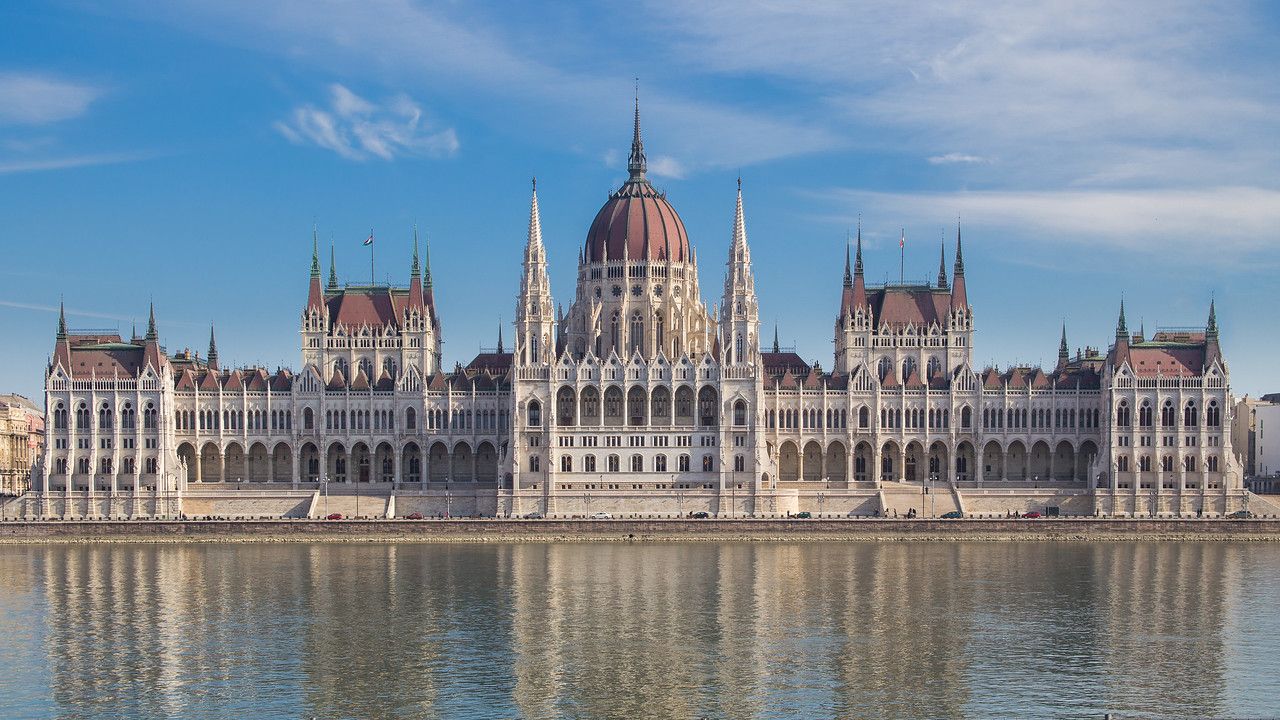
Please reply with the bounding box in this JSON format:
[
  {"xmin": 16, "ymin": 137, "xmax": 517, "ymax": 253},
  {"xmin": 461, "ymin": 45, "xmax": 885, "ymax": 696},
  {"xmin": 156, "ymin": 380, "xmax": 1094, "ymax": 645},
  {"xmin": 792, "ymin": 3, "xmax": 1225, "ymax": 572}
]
[
  {"xmin": 656, "ymin": 315, "xmax": 665, "ymax": 353},
  {"xmin": 610, "ymin": 313, "xmax": 620, "ymax": 355},
  {"xmin": 630, "ymin": 312, "xmax": 644, "ymax": 355}
]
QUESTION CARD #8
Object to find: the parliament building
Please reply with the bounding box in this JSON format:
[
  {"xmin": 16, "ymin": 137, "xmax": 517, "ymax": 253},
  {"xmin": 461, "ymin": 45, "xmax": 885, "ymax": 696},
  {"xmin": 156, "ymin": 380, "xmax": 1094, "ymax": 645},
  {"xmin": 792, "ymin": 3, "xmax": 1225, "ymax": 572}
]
[{"xmin": 31, "ymin": 103, "xmax": 1246, "ymax": 518}]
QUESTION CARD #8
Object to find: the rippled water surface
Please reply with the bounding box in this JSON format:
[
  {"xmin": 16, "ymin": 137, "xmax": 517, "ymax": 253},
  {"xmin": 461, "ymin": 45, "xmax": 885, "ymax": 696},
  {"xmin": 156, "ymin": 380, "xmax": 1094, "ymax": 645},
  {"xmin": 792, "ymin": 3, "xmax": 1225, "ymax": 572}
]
[{"xmin": 0, "ymin": 542, "xmax": 1277, "ymax": 719}]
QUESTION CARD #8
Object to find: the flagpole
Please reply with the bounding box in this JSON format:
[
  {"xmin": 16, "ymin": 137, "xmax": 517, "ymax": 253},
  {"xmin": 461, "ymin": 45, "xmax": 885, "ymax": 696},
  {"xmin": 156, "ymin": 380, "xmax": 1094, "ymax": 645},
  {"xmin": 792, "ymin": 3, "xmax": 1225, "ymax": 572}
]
[
  {"xmin": 899, "ymin": 228, "xmax": 904, "ymax": 284},
  {"xmin": 370, "ymin": 228, "xmax": 375, "ymax": 285}
]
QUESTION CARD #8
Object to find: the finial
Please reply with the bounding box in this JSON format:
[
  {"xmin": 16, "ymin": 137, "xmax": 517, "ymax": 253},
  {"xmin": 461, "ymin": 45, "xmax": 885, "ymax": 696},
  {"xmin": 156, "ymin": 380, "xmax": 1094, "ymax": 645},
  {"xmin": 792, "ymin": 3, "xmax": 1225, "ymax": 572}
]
[
  {"xmin": 627, "ymin": 84, "xmax": 647, "ymax": 180},
  {"xmin": 497, "ymin": 318, "xmax": 505, "ymax": 354},
  {"xmin": 311, "ymin": 224, "xmax": 321, "ymax": 278},
  {"xmin": 1207, "ymin": 295, "xmax": 1218, "ymax": 337},
  {"xmin": 937, "ymin": 235, "xmax": 948, "ymax": 289},
  {"xmin": 954, "ymin": 217, "xmax": 965, "ymax": 274},
  {"xmin": 1116, "ymin": 297, "xmax": 1128, "ymax": 337},
  {"xmin": 57, "ymin": 298, "xmax": 67, "ymax": 338},
  {"xmin": 423, "ymin": 232, "xmax": 433, "ymax": 290},
  {"xmin": 411, "ymin": 224, "xmax": 421, "ymax": 277},
  {"xmin": 328, "ymin": 239, "xmax": 338, "ymax": 289},
  {"xmin": 854, "ymin": 219, "xmax": 864, "ymax": 276},
  {"xmin": 146, "ymin": 301, "xmax": 157, "ymax": 340},
  {"xmin": 772, "ymin": 323, "xmax": 780, "ymax": 354},
  {"xmin": 843, "ymin": 229, "xmax": 852, "ymax": 287},
  {"xmin": 208, "ymin": 323, "xmax": 219, "ymax": 368}
]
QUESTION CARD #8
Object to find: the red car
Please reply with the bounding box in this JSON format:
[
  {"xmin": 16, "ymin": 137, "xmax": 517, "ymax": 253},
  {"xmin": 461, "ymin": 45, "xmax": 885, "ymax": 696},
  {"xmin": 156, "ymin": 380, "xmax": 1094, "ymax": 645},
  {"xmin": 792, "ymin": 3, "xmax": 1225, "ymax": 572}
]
[
  {"xmin": 1022, "ymin": 511, "xmax": 1042, "ymax": 519},
  {"xmin": 326, "ymin": 513, "xmax": 344, "ymax": 520},
  {"xmin": 405, "ymin": 512, "xmax": 424, "ymax": 520}
]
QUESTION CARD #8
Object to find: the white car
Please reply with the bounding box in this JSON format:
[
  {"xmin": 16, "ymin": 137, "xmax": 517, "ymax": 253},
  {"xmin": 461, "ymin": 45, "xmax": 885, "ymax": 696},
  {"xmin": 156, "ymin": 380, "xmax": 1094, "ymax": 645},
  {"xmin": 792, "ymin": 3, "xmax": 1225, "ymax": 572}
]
[{"xmin": 589, "ymin": 512, "xmax": 613, "ymax": 520}]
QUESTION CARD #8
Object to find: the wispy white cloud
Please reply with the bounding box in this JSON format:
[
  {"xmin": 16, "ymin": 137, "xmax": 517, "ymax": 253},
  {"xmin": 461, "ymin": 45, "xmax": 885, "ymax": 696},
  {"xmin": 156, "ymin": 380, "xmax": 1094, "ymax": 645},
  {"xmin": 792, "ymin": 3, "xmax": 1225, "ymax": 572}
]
[
  {"xmin": 274, "ymin": 83, "xmax": 459, "ymax": 161},
  {"xmin": 0, "ymin": 153, "xmax": 147, "ymax": 175},
  {"xmin": 818, "ymin": 186, "xmax": 1280, "ymax": 258},
  {"xmin": 928, "ymin": 153, "xmax": 989, "ymax": 165},
  {"xmin": 647, "ymin": 155, "xmax": 685, "ymax": 179},
  {"xmin": 0, "ymin": 72, "xmax": 105, "ymax": 125}
]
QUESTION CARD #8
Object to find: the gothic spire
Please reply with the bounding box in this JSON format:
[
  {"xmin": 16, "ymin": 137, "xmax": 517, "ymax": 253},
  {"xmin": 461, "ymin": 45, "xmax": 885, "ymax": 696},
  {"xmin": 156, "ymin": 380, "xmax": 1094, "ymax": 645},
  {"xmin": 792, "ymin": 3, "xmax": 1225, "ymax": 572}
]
[
  {"xmin": 411, "ymin": 225, "xmax": 421, "ymax": 278},
  {"xmin": 146, "ymin": 302, "xmax": 157, "ymax": 340},
  {"xmin": 328, "ymin": 241, "xmax": 339, "ymax": 289},
  {"xmin": 1116, "ymin": 298, "xmax": 1128, "ymax": 338},
  {"xmin": 57, "ymin": 299, "xmax": 67, "ymax": 338},
  {"xmin": 772, "ymin": 323, "xmax": 780, "ymax": 353},
  {"xmin": 1058, "ymin": 323, "xmax": 1069, "ymax": 366},
  {"xmin": 207, "ymin": 323, "xmax": 219, "ymax": 370},
  {"xmin": 728, "ymin": 175, "xmax": 749, "ymax": 265},
  {"xmin": 951, "ymin": 220, "xmax": 968, "ymax": 310},
  {"xmin": 627, "ymin": 89, "xmax": 646, "ymax": 181},
  {"xmin": 497, "ymin": 320, "xmax": 505, "ymax": 354},
  {"xmin": 310, "ymin": 225, "xmax": 321, "ymax": 279},
  {"xmin": 843, "ymin": 230, "xmax": 852, "ymax": 288},
  {"xmin": 1207, "ymin": 297, "xmax": 1218, "ymax": 338},
  {"xmin": 423, "ymin": 232, "xmax": 434, "ymax": 292},
  {"xmin": 527, "ymin": 177, "xmax": 544, "ymax": 256},
  {"xmin": 854, "ymin": 220, "xmax": 864, "ymax": 276},
  {"xmin": 937, "ymin": 238, "xmax": 949, "ymax": 289}
]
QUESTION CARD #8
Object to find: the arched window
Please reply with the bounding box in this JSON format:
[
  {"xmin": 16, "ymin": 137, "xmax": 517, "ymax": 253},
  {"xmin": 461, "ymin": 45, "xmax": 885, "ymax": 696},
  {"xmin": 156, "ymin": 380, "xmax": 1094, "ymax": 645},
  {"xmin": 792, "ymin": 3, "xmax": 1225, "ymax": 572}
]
[
  {"xmin": 630, "ymin": 312, "xmax": 644, "ymax": 355},
  {"xmin": 98, "ymin": 402, "xmax": 113, "ymax": 430},
  {"xmin": 561, "ymin": 455, "xmax": 573, "ymax": 472},
  {"xmin": 1116, "ymin": 401, "xmax": 1130, "ymax": 427},
  {"xmin": 1206, "ymin": 401, "xmax": 1221, "ymax": 427},
  {"xmin": 1184, "ymin": 401, "xmax": 1198, "ymax": 427},
  {"xmin": 358, "ymin": 357, "xmax": 374, "ymax": 381},
  {"xmin": 610, "ymin": 313, "xmax": 620, "ymax": 354},
  {"xmin": 734, "ymin": 400, "xmax": 747, "ymax": 426},
  {"xmin": 54, "ymin": 403, "xmax": 67, "ymax": 429},
  {"xmin": 858, "ymin": 406, "xmax": 870, "ymax": 428},
  {"xmin": 679, "ymin": 454, "xmax": 690, "ymax": 471},
  {"xmin": 927, "ymin": 356, "xmax": 942, "ymax": 379},
  {"xmin": 406, "ymin": 407, "xmax": 417, "ymax": 430},
  {"xmin": 698, "ymin": 387, "xmax": 718, "ymax": 427},
  {"xmin": 584, "ymin": 455, "xmax": 597, "ymax": 472},
  {"xmin": 734, "ymin": 334, "xmax": 744, "ymax": 363},
  {"xmin": 607, "ymin": 454, "xmax": 619, "ymax": 472},
  {"xmin": 557, "ymin": 387, "xmax": 576, "ymax": 426},
  {"xmin": 1139, "ymin": 401, "xmax": 1153, "ymax": 427},
  {"xmin": 878, "ymin": 356, "xmax": 892, "ymax": 380},
  {"xmin": 120, "ymin": 402, "xmax": 135, "ymax": 429},
  {"xmin": 961, "ymin": 406, "xmax": 972, "ymax": 429},
  {"xmin": 382, "ymin": 356, "xmax": 398, "ymax": 379},
  {"xmin": 630, "ymin": 454, "xmax": 643, "ymax": 472},
  {"xmin": 1161, "ymin": 400, "xmax": 1175, "ymax": 428},
  {"xmin": 902, "ymin": 357, "xmax": 918, "ymax": 381},
  {"xmin": 527, "ymin": 400, "xmax": 542, "ymax": 427},
  {"xmin": 702, "ymin": 455, "xmax": 714, "ymax": 472},
  {"xmin": 333, "ymin": 358, "xmax": 349, "ymax": 380},
  {"xmin": 304, "ymin": 407, "xmax": 314, "ymax": 429},
  {"xmin": 655, "ymin": 315, "xmax": 665, "ymax": 353}
]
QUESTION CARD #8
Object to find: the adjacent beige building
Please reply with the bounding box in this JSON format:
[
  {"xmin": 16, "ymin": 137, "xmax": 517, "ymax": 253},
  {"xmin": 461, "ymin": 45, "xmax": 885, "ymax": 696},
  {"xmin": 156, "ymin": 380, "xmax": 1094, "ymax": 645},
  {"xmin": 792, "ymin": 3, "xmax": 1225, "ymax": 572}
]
[{"xmin": 1, "ymin": 394, "xmax": 44, "ymax": 495}]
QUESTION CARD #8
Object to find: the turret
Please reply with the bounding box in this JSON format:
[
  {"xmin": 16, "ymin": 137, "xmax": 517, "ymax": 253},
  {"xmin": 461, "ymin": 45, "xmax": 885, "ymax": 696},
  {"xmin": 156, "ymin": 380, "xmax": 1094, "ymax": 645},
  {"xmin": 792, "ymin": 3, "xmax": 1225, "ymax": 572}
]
[
  {"xmin": 1058, "ymin": 323, "xmax": 1069, "ymax": 368},
  {"xmin": 327, "ymin": 241, "xmax": 339, "ymax": 290},
  {"xmin": 408, "ymin": 226, "xmax": 425, "ymax": 312},
  {"xmin": 937, "ymin": 240, "xmax": 949, "ymax": 290}
]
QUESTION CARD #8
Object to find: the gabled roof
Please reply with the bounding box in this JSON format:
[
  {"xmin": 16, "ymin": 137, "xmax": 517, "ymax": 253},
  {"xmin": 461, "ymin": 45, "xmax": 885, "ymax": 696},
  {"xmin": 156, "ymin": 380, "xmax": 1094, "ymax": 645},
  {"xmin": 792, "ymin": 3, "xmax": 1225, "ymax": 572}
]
[
  {"xmin": 350, "ymin": 368, "xmax": 370, "ymax": 391},
  {"xmin": 761, "ymin": 352, "xmax": 810, "ymax": 377},
  {"xmin": 466, "ymin": 351, "xmax": 513, "ymax": 375},
  {"xmin": 326, "ymin": 368, "xmax": 347, "ymax": 391},
  {"xmin": 868, "ymin": 286, "xmax": 951, "ymax": 328},
  {"xmin": 325, "ymin": 286, "xmax": 408, "ymax": 331},
  {"xmin": 198, "ymin": 370, "xmax": 221, "ymax": 391},
  {"xmin": 270, "ymin": 369, "xmax": 293, "ymax": 391},
  {"xmin": 222, "ymin": 370, "xmax": 244, "ymax": 391}
]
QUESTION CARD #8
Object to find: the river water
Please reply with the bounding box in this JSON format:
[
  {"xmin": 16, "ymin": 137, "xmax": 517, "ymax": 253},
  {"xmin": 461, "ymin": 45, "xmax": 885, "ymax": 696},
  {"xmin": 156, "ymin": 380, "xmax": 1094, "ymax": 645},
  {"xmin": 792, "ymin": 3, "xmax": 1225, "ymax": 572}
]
[{"xmin": 0, "ymin": 541, "xmax": 1276, "ymax": 720}]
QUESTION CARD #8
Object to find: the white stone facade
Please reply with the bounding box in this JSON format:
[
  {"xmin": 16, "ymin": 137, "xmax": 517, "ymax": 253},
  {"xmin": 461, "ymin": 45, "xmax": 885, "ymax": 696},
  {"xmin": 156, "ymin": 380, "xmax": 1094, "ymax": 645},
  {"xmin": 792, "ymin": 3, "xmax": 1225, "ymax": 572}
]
[{"xmin": 31, "ymin": 107, "xmax": 1246, "ymax": 518}]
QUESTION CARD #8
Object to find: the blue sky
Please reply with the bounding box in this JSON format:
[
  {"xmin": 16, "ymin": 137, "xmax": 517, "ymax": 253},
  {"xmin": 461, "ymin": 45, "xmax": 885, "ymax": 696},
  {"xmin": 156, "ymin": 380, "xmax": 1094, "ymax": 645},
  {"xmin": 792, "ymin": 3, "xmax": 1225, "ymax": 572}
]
[{"xmin": 2, "ymin": 1, "xmax": 1279, "ymax": 402}]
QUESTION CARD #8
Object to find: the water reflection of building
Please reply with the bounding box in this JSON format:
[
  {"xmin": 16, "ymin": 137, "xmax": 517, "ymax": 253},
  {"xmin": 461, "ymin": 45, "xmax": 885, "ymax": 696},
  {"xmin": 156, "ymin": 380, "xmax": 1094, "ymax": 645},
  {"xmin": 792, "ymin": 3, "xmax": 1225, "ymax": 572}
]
[{"xmin": 23, "ymin": 542, "xmax": 1254, "ymax": 718}]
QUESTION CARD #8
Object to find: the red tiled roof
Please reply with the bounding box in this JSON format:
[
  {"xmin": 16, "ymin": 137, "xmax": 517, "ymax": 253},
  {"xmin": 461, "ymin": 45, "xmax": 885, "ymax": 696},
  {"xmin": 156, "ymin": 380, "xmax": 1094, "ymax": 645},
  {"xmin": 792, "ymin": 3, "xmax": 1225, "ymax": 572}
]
[
  {"xmin": 326, "ymin": 288, "xmax": 406, "ymax": 331},
  {"xmin": 869, "ymin": 287, "xmax": 951, "ymax": 328},
  {"xmin": 466, "ymin": 352, "xmax": 513, "ymax": 374},
  {"xmin": 761, "ymin": 352, "xmax": 810, "ymax": 377},
  {"xmin": 270, "ymin": 369, "xmax": 293, "ymax": 391},
  {"xmin": 1128, "ymin": 346, "xmax": 1204, "ymax": 377},
  {"xmin": 584, "ymin": 180, "xmax": 690, "ymax": 263},
  {"xmin": 326, "ymin": 368, "xmax": 346, "ymax": 391}
]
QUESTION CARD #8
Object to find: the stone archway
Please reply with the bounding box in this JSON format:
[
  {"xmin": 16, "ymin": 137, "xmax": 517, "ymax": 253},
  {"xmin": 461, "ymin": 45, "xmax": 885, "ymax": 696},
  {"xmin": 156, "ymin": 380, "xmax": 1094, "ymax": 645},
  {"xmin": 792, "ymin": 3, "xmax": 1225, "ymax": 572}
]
[
  {"xmin": 826, "ymin": 441, "xmax": 847, "ymax": 484},
  {"xmin": 272, "ymin": 443, "xmax": 292, "ymax": 483},
  {"xmin": 1006, "ymin": 441, "xmax": 1027, "ymax": 481},
  {"xmin": 1030, "ymin": 441, "xmax": 1052, "ymax": 482},
  {"xmin": 476, "ymin": 441, "xmax": 498, "ymax": 484},
  {"xmin": 401, "ymin": 442, "xmax": 422, "ymax": 483},
  {"xmin": 982, "ymin": 441, "xmax": 1004, "ymax": 483},
  {"xmin": 802, "ymin": 440, "xmax": 823, "ymax": 481},
  {"xmin": 904, "ymin": 441, "xmax": 924, "ymax": 483},
  {"xmin": 853, "ymin": 441, "xmax": 873, "ymax": 483},
  {"xmin": 779, "ymin": 441, "xmax": 800, "ymax": 482}
]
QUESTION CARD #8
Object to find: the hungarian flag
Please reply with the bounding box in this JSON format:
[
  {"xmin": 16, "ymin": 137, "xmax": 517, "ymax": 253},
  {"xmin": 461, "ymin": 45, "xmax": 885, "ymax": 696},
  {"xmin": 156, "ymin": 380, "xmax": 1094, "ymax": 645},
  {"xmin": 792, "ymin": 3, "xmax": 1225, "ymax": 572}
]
[
  {"xmin": 363, "ymin": 231, "xmax": 374, "ymax": 246},
  {"xmin": 900, "ymin": 229, "xmax": 905, "ymax": 248}
]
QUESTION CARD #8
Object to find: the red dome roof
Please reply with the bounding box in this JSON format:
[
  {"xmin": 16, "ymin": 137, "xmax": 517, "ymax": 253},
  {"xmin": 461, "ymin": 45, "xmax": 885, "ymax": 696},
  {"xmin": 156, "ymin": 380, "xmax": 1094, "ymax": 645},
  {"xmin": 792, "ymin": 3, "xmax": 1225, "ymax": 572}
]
[{"xmin": 584, "ymin": 181, "xmax": 690, "ymax": 263}]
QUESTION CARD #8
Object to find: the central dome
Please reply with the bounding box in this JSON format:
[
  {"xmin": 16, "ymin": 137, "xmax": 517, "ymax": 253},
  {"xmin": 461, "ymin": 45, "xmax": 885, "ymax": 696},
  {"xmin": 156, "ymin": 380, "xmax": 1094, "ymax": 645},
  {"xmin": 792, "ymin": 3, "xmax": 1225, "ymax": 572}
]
[{"xmin": 583, "ymin": 101, "xmax": 691, "ymax": 264}]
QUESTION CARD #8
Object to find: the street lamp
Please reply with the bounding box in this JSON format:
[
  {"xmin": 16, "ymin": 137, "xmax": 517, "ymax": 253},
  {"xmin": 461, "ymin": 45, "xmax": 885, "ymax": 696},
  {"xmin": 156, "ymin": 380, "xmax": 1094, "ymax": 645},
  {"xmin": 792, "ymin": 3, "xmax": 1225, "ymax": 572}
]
[
  {"xmin": 929, "ymin": 472, "xmax": 937, "ymax": 517},
  {"xmin": 321, "ymin": 474, "xmax": 329, "ymax": 517}
]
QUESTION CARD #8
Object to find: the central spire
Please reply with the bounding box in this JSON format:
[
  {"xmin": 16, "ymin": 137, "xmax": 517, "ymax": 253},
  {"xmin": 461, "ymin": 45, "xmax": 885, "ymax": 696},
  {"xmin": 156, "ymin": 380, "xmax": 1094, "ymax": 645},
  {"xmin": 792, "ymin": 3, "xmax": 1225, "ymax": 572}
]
[{"xmin": 627, "ymin": 89, "xmax": 646, "ymax": 181}]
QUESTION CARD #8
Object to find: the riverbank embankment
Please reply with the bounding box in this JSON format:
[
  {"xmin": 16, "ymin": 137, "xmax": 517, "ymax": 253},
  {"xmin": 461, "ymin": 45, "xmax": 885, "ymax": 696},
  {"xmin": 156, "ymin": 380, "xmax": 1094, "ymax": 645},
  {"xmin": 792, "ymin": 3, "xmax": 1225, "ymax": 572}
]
[{"xmin": 1, "ymin": 517, "xmax": 1278, "ymax": 544}]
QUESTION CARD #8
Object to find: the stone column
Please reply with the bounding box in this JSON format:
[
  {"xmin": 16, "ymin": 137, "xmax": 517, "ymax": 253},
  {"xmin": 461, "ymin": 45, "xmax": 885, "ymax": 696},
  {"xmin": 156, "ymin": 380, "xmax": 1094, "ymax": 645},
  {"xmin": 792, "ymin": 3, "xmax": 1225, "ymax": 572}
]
[
  {"xmin": 393, "ymin": 445, "xmax": 401, "ymax": 490},
  {"xmin": 218, "ymin": 448, "xmax": 226, "ymax": 483},
  {"xmin": 291, "ymin": 448, "xmax": 300, "ymax": 489}
]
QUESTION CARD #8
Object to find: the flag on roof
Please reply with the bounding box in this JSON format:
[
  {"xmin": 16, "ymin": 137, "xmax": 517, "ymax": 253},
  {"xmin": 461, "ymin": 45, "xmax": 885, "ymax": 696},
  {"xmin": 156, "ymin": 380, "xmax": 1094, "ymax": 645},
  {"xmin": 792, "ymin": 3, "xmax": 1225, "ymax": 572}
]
[{"xmin": 363, "ymin": 231, "xmax": 374, "ymax": 246}]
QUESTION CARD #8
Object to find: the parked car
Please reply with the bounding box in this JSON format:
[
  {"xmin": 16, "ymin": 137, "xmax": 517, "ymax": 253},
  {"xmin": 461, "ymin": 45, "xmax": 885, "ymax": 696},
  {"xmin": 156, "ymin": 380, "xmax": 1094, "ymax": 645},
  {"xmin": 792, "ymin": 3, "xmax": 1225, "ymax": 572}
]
[
  {"xmin": 589, "ymin": 512, "xmax": 613, "ymax": 520},
  {"xmin": 793, "ymin": 511, "xmax": 812, "ymax": 519},
  {"xmin": 689, "ymin": 511, "xmax": 710, "ymax": 519},
  {"xmin": 941, "ymin": 511, "xmax": 964, "ymax": 519},
  {"xmin": 523, "ymin": 512, "xmax": 544, "ymax": 519},
  {"xmin": 325, "ymin": 513, "xmax": 344, "ymax": 520},
  {"xmin": 1227, "ymin": 510, "xmax": 1255, "ymax": 519},
  {"xmin": 1022, "ymin": 511, "xmax": 1042, "ymax": 519},
  {"xmin": 405, "ymin": 512, "xmax": 424, "ymax": 520}
]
